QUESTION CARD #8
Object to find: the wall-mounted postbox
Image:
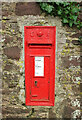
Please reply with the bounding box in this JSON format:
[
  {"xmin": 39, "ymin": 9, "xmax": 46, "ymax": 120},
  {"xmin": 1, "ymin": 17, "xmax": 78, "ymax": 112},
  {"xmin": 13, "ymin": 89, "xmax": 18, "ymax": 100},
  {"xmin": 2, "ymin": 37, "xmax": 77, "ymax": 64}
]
[{"xmin": 24, "ymin": 26, "xmax": 56, "ymax": 106}]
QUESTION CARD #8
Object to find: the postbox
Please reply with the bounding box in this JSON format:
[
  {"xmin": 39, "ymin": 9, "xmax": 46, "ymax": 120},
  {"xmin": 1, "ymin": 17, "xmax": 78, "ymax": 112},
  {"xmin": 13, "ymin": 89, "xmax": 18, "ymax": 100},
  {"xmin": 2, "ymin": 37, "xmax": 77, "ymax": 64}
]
[{"xmin": 24, "ymin": 26, "xmax": 56, "ymax": 106}]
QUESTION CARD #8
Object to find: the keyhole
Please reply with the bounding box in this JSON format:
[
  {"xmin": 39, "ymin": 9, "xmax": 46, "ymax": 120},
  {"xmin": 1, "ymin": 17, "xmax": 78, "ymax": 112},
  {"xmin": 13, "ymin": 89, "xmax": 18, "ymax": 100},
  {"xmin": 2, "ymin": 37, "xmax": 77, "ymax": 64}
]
[{"xmin": 35, "ymin": 81, "xmax": 37, "ymax": 86}]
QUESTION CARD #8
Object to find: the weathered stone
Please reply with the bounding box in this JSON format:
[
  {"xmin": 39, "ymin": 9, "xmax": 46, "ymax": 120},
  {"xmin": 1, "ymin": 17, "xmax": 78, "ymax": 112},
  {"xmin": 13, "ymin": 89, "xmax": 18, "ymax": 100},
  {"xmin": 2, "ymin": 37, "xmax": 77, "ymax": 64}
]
[
  {"xmin": 2, "ymin": 23, "xmax": 6, "ymax": 30},
  {"xmin": 71, "ymin": 110, "xmax": 81, "ymax": 119},
  {"xmin": 49, "ymin": 108, "xmax": 57, "ymax": 118},
  {"xmin": 2, "ymin": 107, "xmax": 29, "ymax": 114},
  {"xmin": 17, "ymin": 37, "xmax": 22, "ymax": 45},
  {"xmin": 4, "ymin": 63, "xmax": 19, "ymax": 72},
  {"xmin": 19, "ymin": 76, "xmax": 24, "ymax": 89},
  {"xmin": 66, "ymin": 40, "xmax": 70, "ymax": 43},
  {"xmin": 2, "ymin": 10, "xmax": 10, "ymax": 16},
  {"xmin": 71, "ymin": 98, "xmax": 80, "ymax": 108},
  {"xmin": 72, "ymin": 40, "xmax": 81, "ymax": 45},
  {"xmin": 2, "ymin": 3, "xmax": 16, "ymax": 16},
  {"xmin": 63, "ymin": 106, "xmax": 75, "ymax": 118},
  {"xmin": 19, "ymin": 89, "xmax": 25, "ymax": 103},
  {"xmin": 72, "ymin": 85, "xmax": 80, "ymax": 95},
  {"xmin": 2, "ymin": 89, "xmax": 12, "ymax": 95},
  {"xmin": 61, "ymin": 56, "xmax": 70, "ymax": 68},
  {"xmin": 61, "ymin": 56, "xmax": 81, "ymax": 68},
  {"xmin": 3, "ymin": 73, "xmax": 18, "ymax": 88},
  {"xmin": 80, "ymin": 57, "xmax": 82, "ymax": 68},
  {"xmin": 4, "ymin": 64, "xmax": 12, "ymax": 71},
  {"xmin": 3, "ymin": 46, "xmax": 20, "ymax": 60},
  {"xmin": 80, "ymin": 83, "xmax": 82, "ymax": 92},
  {"xmin": 4, "ymin": 35, "xmax": 13, "ymax": 44},
  {"xmin": 15, "ymin": 2, "xmax": 41, "ymax": 16},
  {"xmin": 71, "ymin": 33, "xmax": 81, "ymax": 38},
  {"xmin": 70, "ymin": 58, "xmax": 80, "ymax": 66}
]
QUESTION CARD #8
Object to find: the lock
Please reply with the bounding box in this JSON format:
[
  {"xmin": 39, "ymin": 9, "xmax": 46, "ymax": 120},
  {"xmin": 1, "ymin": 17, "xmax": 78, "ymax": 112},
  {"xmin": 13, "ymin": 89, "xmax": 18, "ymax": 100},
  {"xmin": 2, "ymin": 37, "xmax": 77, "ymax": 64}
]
[{"xmin": 35, "ymin": 80, "xmax": 37, "ymax": 86}]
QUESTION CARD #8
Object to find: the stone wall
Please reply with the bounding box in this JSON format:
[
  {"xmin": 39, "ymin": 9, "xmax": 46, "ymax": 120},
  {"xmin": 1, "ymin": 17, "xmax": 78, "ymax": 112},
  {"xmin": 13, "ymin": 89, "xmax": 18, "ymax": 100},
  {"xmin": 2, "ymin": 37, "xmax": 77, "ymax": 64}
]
[{"xmin": 1, "ymin": 2, "xmax": 81, "ymax": 119}]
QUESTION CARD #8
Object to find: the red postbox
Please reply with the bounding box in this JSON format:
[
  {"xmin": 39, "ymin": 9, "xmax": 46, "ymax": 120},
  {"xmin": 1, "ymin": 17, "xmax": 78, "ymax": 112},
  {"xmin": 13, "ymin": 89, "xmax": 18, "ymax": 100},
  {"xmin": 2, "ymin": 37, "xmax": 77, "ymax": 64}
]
[{"xmin": 24, "ymin": 26, "xmax": 56, "ymax": 106}]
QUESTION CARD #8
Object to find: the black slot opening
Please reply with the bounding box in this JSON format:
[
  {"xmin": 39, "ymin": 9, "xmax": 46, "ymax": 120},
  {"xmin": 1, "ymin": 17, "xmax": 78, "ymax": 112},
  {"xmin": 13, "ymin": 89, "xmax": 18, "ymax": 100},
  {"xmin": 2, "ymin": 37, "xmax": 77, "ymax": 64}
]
[{"xmin": 28, "ymin": 44, "xmax": 52, "ymax": 46}]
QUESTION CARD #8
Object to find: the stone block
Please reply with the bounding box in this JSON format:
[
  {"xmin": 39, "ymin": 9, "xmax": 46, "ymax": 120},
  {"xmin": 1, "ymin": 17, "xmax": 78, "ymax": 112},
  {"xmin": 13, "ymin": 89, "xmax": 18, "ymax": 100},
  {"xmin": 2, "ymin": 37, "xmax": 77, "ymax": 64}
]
[
  {"xmin": 63, "ymin": 106, "xmax": 75, "ymax": 118},
  {"xmin": 3, "ymin": 46, "xmax": 20, "ymax": 60},
  {"xmin": 15, "ymin": 2, "xmax": 41, "ymax": 16}
]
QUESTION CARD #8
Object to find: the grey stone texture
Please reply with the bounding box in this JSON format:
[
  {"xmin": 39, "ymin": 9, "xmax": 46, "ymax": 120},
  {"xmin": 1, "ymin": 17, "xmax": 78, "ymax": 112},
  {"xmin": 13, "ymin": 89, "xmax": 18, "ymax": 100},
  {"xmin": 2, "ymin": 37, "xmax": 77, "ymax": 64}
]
[{"xmin": 1, "ymin": 2, "xmax": 81, "ymax": 119}]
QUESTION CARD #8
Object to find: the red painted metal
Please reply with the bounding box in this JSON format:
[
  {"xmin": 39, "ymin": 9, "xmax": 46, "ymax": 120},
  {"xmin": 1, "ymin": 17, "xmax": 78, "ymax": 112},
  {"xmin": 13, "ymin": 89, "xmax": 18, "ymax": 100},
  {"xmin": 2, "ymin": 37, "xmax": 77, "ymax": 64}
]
[{"xmin": 24, "ymin": 26, "xmax": 56, "ymax": 106}]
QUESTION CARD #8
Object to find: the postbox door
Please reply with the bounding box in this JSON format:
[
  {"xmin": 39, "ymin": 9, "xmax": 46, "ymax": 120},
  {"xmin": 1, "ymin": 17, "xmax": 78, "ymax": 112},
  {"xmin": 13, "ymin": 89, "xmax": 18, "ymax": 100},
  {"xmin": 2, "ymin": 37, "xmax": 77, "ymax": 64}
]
[{"xmin": 30, "ymin": 56, "xmax": 50, "ymax": 101}]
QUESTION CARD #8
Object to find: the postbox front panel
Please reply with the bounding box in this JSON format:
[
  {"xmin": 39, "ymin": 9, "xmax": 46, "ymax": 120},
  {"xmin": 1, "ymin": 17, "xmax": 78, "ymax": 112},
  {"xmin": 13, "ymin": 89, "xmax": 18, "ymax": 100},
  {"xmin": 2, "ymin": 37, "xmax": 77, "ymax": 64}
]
[
  {"xmin": 30, "ymin": 56, "xmax": 50, "ymax": 101},
  {"xmin": 24, "ymin": 26, "xmax": 56, "ymax": 106}
]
